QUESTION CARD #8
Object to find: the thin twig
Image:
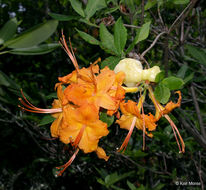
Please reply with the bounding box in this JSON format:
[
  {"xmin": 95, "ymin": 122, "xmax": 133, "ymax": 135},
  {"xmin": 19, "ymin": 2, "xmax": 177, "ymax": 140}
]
[
  {"xmin": 112, "ymin": 151, "xmax": 172, "ymax": 175},
  {"xmin": 157, "ymin": 5, "xmax": 164, "ymax": 27},
  {"xmin": 123, "ymin": 24, "xmax": 140, "ymax": 29},
  {"xmin": 168, "ymin": 0, "xmax": 198, "ymax": 34},
  {"xmin": 141, "ymin": 31, "xmax": 166, "ymax": 57},
  {"xmin": 190, "ymin": 84, "xmax": 206, "ymax": 139},
  {"xmin": 178, "ymin": 109, "xmax": 206, "ymax": 150}
]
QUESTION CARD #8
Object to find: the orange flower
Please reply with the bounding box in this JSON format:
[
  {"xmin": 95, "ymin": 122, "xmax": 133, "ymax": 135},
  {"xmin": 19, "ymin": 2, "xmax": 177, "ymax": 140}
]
[
  {"xmin": 63, "ymin": 66, "xmax": 118, "ymax": 110},
  {"xmin": 148, "ymin": 87, "xmax": 185, "ymax": 153},
  {"xmin": 60, "ymin": 104, "xmax": 109, "ymax": 153},
  {"xmin": 58, "ymin": 62, "xmax": 100, "ymax": 85},
  {"xmin": 55, "ymin": 103, "xmax": 109, "ymax": 176},
  {"xmin": 117, "ymin": 100, "xmax": 157, "ymax": 137},
  {"xmin": 107, "ymin": 71, "xmax": 126, "ymax": 117}
]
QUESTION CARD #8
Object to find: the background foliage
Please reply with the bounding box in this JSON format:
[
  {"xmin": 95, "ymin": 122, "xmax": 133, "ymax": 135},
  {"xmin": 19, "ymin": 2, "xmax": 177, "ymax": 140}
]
[{"xmin": 0, "ymin": 0, "xmax": 206, "ymax": 189}]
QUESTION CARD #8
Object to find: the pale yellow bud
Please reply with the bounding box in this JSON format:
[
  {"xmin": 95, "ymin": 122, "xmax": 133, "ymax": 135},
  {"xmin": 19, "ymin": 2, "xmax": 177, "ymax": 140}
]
[
  {"xmin": 114, "ymin": 58, "xmax": 161, "ymax": 87},
  {"xmin": 114, "ymin": 58, "xmax": 143, "ymax": 87}
]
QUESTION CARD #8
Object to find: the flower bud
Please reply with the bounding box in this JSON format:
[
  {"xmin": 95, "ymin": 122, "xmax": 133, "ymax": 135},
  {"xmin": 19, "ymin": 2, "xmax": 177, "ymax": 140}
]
[
  {"xmin": 142, "ymin": 66, "xmax": 161, "ymax": 82},
  {"xmin": 114, "ymin": 58, "xmax": 143, "ymax": 87}
]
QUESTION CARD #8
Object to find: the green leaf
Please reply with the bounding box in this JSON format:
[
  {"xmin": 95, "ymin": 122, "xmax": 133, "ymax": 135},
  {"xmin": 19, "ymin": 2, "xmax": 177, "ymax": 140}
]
[
  {"xmin": 155, "ymin": 71, "xmax": 165, "ymax": 83},
  {"xmin": 154, "ymin": 83, "xmax": 171, "ymax": 104},
  {"xmin": 135, "ymin": 21, "xmax": 151, "ymax": 43},
  {"xmin": 101, "ymin": 56, "xmax": 121, "ymax": 70},
  {"xmin": 162, "ymin": 76, "xmax": 184, "ymax": 90},
  {"xmin": 9, "ymin": 43, "xmax": 60, "ymax": 55},
  {"xmin": 183, "ymin": 72, "xmax": 194, "ymax": 84},
  {"xmin": 85, "ymin": 0, "xmax": 106, "ymax": 19},
  {"xmin": 125, "ymin": 0, "xmax": 135, "ymax": 13},
  {"xmin": 176, "ymin": 64, "xmax": 188, "ymax": 78},
  {"xmin": 144, "ymin": 0, "xmax": 158, "ymax": 11},
  {"xmin": 127, "ymin": 180, "xmax": 137, "ymax": 190},
  {"xmin": 5, "ymin": 20, "xmax": 58, "ymax": 48},
  {"xmin": 100, "ymin": 23, "xmax": 117, "ymax": 55},
  {"xmin": 78, "ymin": 18, "xmax": 99, "ymax": 27},
  {"xmin": 97, "ymin": 178, "xmax": 106, "ymax": 186},
  {"xmin": 69, "ymin": 0, "xmax": 85, "ymax": 17},
  {"xmin": 39, "ymin": 115, "xmax": 55, "ymax": 126},
  {"xmin": 0, "ymin": 17, "xmax": 18, "ymax": 45},
  {"xmin": 185, "ymin": 45, "xmax": 206, "ymax": 66},
  {"xmin": 49, "ymin": 12, "xmax": 77, "ymax": 21},
  {"xmin": 114, "ymin": 17, "xmax": 127, "ymax": 56},
  {"xmin": 76, "ymin": 29, "xmax": 100, "ymax": 45},
  {"xmin": 0, "ymin": 72, "xmax": 10, "ymax": 87},
  {"xmin": 126, "ymin": 21, "xmax": 151, "ymax": 53},
  {"xmin": 100, "ymin": 112, "xmax": 114, "ymax": 127},
  {"xmin": 173, "ymin": 0, "xmax": 189, "ymax": 5},
  {"xmin": 0, "ymin": 70, "xmax": 20, "ymax": 89},
  {"xmin": 105, "ymin": 171, "xmax": 134, "ymax": 187}
]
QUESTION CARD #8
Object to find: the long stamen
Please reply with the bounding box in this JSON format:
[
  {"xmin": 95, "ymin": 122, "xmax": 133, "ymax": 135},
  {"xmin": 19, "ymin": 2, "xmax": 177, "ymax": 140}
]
[
  {"xmin": 71, "ymin": 125, "xmax": 86, "ymax": 149},
  {"xmin": 60, "ymin": 30, "xmax": 79, "ymax": 72},
  {"xmin": 118, "ymin": 117, "xmax": 137, "ymax": 153},
  {"xmin": 56, "ymin": 148, "xmax": 79, "ymax": 176},
  {"xmin": 141, "ymin": 103, "xmax": 146, "ymax": 151},
  {"xmin": 148, "ymin": 86, "xmax": 185, "ymax": 153},
  {"xmin": 18, "ymin": 90, "xmax": 62, "ymax": 114},
  {"xmin": 164, "ymin": 114, "xmax": 185, "ymax": 153}
]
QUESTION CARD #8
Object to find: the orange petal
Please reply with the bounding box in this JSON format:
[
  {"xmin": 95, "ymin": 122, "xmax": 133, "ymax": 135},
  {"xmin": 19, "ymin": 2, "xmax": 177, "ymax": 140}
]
[
  {"xmin": 97, "ymin": 67, "xmax": 115, "ymax": 93},
  {"xmin": 96, "ymin": 147, "xmax": 109, "ymax": 161},
  {"xmin": 51, "ymin": 99, "xmax": 62, "ymax": 118},
  {"xmin": 50, "ymin": 114, "xmax": 63, "ymax": 137},
  {"xmin": 58, "ymin": 70, "xmax": 77, "ymax": 84},
  {"xmin": 59, "ymin": 123, "xmax": 81, "ymax": 144},
  {"xmin": 144, "ymin": 113, "xmax": 157, "ymax": 131},
  {"xmin": 64, "ymin": 83, "xmax": 93, "ymax": 106},
  {"xmin": 116, "ymin": 115, "xmax": 134, "ymax": 130},
  {"xmin": 95, "ymin": 94, "xmax": 116, "ymax": 110},
  {"xmin": 163, "ymin": 91, "xmax": 181, "ymax": 115}
]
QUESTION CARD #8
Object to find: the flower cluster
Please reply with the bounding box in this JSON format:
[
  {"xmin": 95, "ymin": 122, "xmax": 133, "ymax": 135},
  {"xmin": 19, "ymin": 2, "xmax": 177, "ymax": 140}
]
[{"xmin": 19, "ymin": 33, "xmax": 185, "ymax": 176}]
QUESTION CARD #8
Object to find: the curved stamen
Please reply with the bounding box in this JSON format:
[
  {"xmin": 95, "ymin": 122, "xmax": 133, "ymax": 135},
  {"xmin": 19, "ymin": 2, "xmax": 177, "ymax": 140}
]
[
  {"xmin": 165, "ymin": 114, "xmax": 185, "ymax": 153},
  {"xmin": 118, "ymin": 117, "xmax": 137, "ymax": 153},
  {"xmin": 148, "ymin": 86, "xmax": 185, "ymax": 153},
  {"xmin": 18, "ymin": 90, "xmax": 62, "ymax": 114},
  {"xmin": 56, "ymin": 148, "xmax": 79, "ymax": 176},
  {"xmin": 141, "ymin": 103, "xmax": 146, "ymax": 151},
  {"xmin": 60, "ymin": 30, "xmax": 79, "ymax": 72}
]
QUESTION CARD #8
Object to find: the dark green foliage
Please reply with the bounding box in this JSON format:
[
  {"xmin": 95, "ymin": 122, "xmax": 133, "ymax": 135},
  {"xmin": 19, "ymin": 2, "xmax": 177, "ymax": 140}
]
[{"xmin": 0, "ymin": 0, "xmax": 206, "ymax": 190}]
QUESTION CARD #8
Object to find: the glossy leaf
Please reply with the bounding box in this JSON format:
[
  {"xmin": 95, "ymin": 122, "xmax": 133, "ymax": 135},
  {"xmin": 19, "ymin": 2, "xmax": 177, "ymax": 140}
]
[
  {"xmin": 49, "ymin": 12, "xmax": 77, "ymax": 21},
  {"xmin": 162, "ymin": 76, "xmax": 184, "ymax": 90},
  {"xmin": 9, "ymin": 43, "xmax": 60, "ymax": 55},
  {"xmin": 154, "ymin": 83, "xmax": 171, "ymax": 104},
  {"xmin": 155, "ymin": 71, "xmax": 165, "ymax": 83},
  {"xmin": 0, "ymin": 17, "xmax": 18, "ymax": 45},
  {"xmin": 126, "ymin": 21, "xmax": 151, "ymax": 53},
  {"xmin": 114, "ymin": 17, "xmax": 127, "ymax": 56},
  {"xmin": 5, "ymin": 20, "xmax": 58, "ymax": 48},
  {"xmin": 100, "ymin": 112, "xmax": 114, "ymax": 127},
  {"xmin": 69, "ymin": 0, "xmax": 85, "ymax": 17},
  {"xmin": 100, "ymin": 23, "xmax": 117, "ymax": 55},
  {"xmin": 85, "ymin": 0, "xmax": 106, "ymax": 19},
  {"xmin": 39, "ymin": 115, "xmax": 55, "ymax": 126},
  {"xmin": 144, "ymin": 0, "xmax": 158, "ymax": 11},
  {"xmin": 101, "ymin": 56, "xmax": 121, "ymax": 70},
  {"xmin": 76, "ymin": 29, "xmax": 100, "ymax": 45}
]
